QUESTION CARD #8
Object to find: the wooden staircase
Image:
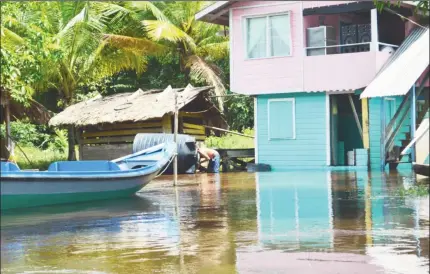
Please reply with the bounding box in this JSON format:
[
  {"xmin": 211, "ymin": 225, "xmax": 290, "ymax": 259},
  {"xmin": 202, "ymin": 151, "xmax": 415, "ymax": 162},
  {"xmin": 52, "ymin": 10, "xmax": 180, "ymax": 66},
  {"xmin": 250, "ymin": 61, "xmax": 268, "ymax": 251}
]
[{"xmin": 385, "ymin": 76, "xmax": 429, "ymax": 170}]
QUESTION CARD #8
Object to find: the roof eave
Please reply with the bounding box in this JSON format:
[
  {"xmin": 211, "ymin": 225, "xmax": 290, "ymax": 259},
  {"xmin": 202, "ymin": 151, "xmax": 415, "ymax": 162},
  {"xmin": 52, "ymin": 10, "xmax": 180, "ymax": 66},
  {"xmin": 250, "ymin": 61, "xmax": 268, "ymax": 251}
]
[{"xmin": 195, "ymin": 1, "xmax": 232, "ymax": 26}]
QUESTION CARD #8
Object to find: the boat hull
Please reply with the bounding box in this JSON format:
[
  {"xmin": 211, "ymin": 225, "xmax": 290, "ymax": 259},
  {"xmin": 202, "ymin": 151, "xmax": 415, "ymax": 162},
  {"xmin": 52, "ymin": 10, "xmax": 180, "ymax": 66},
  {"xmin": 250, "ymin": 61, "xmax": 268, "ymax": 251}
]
[
  {"xmin": 1, "ymin": 174, "xmax": 156, "ymax": 210},
  {"xmin": 1, "ymin": 142, "xmax": 176, "ymax": 210}
]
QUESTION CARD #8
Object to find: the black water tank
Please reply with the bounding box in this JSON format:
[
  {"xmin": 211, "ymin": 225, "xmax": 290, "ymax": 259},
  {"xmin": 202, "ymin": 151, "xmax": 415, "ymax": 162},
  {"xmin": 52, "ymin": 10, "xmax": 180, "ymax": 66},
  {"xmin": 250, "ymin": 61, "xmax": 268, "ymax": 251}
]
[{"xmin": 133, "ymin": 133, "xmax": 197, "ymax": 174}]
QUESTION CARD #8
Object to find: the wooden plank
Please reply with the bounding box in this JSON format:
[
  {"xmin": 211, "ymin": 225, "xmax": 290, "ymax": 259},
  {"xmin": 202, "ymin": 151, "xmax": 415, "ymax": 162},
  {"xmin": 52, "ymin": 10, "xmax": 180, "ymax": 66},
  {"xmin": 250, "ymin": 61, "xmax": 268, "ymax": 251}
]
[
  {"xmin": 162, "ymin": 115, "xmax": 172, "ymax": 133},
  {"xmin": 194, "ymin": 135, "xmax": 206, "ymax": 141},
  {"xmin": 82, "ymin": 144, "xmax": 133, "ymax": 160},
  {"xmin": 84, "ymin": 121, "xmax": 162, "ymax": 132},
  {"xmin": 183, "ymin": 128, "xmax": 205, "ymax": 135},
  {"xmin": 82, "ymin": 136, "xmax": 135, "ymax": 145},
  {"xmin": 362, "ymin": 98, "xmax": 370, "ymax": 149},
  {"xmin": 82, "ymin": 127, "xmax": 163, "ymax": 138},
  {"xmin": 183, "ymin": 122, "xmax": 205, "ymax": 130},
  {"xmin": 179, "ymin": 112, "xmax": 204, "ymax": 118}
]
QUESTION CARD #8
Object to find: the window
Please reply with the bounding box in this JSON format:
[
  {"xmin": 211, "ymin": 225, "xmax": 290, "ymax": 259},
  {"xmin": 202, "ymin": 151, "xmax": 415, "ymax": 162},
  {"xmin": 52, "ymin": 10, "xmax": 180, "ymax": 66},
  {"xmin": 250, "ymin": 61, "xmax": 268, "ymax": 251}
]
[
  {"xmin": 246, "ymin": 13, "xmax": 291, "ymax": 59},
  {"xmin": 268, "ymin": 99, "xmax": 295, "ymax": 140}
]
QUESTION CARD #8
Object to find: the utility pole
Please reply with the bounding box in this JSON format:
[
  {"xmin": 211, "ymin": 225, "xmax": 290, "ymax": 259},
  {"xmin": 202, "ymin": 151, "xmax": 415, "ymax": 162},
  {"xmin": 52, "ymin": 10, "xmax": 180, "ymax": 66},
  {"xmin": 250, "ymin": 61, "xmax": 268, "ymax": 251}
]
[{"xmin": 173, "ymin": 89, "xmax": 178, "ymax": 186}]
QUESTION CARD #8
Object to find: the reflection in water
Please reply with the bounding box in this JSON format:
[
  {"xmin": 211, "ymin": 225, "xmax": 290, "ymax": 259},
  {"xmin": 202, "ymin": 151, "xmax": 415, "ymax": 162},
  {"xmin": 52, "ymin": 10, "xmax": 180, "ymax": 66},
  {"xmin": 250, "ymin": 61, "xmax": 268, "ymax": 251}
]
[{"xmin": 1, "ymin": 171, "xmax": 428, "ymax": 273}]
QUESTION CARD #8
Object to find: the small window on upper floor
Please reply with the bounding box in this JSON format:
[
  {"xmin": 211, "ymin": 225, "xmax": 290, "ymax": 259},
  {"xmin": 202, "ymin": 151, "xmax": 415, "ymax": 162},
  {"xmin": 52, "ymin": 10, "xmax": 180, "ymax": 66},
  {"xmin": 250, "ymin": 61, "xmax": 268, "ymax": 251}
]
[{"xmin": 246, "ymin": 13, "xmax": 291, "ymax": 59}]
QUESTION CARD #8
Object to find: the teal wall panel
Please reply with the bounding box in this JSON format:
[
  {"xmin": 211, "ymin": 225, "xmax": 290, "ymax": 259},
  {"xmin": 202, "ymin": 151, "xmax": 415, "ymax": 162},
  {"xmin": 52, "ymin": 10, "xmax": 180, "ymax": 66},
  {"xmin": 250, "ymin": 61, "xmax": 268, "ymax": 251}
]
[
  {"xmin": 268, "ymin": 100, "xmax": 294, "ymax": 139},
  {"xmin": 256, "ymin": 93, "xmax": 327, "ymax": 171}
]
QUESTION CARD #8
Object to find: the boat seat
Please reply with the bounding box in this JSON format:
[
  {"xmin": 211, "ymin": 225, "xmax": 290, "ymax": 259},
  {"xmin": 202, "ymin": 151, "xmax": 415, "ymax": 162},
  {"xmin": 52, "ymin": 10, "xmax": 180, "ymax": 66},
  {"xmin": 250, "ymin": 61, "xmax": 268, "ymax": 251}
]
[
  {"xmin": 47, "ymin": 161, "xmax": 121, "ymax": 172},
  {"xmin": 0, "ymin": 162, "xmax": 21, "ymax": 171}
]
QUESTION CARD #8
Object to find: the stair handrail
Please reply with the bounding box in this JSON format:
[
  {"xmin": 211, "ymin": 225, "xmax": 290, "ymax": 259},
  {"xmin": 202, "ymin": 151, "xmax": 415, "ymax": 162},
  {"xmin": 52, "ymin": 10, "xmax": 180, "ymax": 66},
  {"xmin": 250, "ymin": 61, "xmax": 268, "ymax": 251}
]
[{"xmin": 384, "ymin": 73, "xmax": 430, "ymax": 155}]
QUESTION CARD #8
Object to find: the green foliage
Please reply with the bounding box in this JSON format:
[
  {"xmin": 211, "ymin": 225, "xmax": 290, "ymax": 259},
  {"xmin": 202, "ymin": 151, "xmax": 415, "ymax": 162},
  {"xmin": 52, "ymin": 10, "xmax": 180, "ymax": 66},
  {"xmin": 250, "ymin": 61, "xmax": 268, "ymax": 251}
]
[
  {"xmin": 48, "ymin": 129, "xmax": 68, "ymax": 154},
  {"xmin": 0, "ymin": 120, "xmax": 49, "ymax": 147},
  {"xmin": 0, "ymin": 121, "xmax": 68, "ymax": 154},
  {"xmin": 205, "ymin": 129, "xmax": 254, "ymax": 149},
  {"xmin": 225, "ymin": 93, "xmax": 254, "ymax": 132},
  {"xmin": 14, "ymin": 145, "xmax": 67, "ymax": 170},
  {"xmin": 397, "ymin": 184, "xmax": 429, "ymax": 197},
  {"xmin": 374, "ymin": 0, "xmax": 429, "ymax": 14}
]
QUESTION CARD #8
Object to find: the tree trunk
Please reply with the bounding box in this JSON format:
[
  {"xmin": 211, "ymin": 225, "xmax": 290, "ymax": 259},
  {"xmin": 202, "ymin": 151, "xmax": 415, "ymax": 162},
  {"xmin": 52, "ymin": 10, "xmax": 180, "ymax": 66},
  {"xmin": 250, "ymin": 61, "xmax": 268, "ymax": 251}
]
[{"xmin": 67, "ymin": 125, "xmax": 76, "ymax": 161}]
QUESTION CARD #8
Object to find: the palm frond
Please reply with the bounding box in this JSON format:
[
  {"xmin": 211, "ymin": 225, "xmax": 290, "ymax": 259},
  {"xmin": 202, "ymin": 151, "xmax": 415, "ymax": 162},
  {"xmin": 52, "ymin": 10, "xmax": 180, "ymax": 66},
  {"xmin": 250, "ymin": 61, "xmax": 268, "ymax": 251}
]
[
  {"xmin": 186, "ymin": 55, "xmax": 225, "ymax": 109},
  {"xmin": 142, "ymin": 20, "xmax": 196, "ymax": 49},
  {"xmin": 197, "ymin": 41, "xmax": 229, "ymax": 60},
  {"xmin": 0, "ymin": 26, "xmax": 25, "ymax": 48},
  {"xmin": 126, "ymin": 1, "xmax": 169, "ymax": 22},
  {"xmin": 57, "ymin": 5, "xmax": 88, "ymax": 39},
  {"xmin": 103, "ymin": 34, "xmax": 166, "ymax": 54}
]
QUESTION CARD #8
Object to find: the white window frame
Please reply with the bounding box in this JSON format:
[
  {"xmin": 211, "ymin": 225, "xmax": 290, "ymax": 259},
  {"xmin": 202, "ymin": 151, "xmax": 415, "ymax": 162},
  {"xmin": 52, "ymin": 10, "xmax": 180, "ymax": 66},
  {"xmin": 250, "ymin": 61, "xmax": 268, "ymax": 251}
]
[
  {"xmin": 243, "ymin": 11, "xmax": 293, "ymax": 60},
  {"xmin": 267, "ymin": 98, "xmax": 296, "ymax": 140}
]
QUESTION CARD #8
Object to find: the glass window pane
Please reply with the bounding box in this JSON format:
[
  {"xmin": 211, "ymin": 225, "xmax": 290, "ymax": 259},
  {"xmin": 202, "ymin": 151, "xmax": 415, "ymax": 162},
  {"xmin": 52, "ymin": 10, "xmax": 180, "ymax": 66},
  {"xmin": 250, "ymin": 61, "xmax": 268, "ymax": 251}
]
[
  {"xmin": 270, "ymin": 14, "xmax": 291, "ymax": 56},
  {"xmin": 247, "ymin": 17, "xmax": 267, "ymax": 58}
]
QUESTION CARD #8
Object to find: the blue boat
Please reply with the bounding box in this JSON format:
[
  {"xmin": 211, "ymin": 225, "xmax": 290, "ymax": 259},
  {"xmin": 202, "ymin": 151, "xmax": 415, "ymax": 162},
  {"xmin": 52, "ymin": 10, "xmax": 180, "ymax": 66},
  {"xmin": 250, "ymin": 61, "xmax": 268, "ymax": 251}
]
[{"xmin": 0, "ymin": 142, "xmax": 176, "ymax": 210}]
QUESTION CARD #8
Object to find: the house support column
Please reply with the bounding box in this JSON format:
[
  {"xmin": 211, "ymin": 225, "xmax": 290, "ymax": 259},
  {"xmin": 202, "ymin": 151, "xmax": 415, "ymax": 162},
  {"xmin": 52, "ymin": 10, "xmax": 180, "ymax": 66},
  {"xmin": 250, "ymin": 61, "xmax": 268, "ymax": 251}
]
[
  {"xmin": 371, "ymin": 9, "xmax": 379, "ymax": 51},
  {"xmin": 410, "ymin": 84, "xmax": 417, "ymax": 162},
  {"xmin": 362, "ymin": 98, "xmax": 370, "ymax": 149},
  {"xmin": 380, "ymin": 98, "xmax": 386, "ymax": 170}
]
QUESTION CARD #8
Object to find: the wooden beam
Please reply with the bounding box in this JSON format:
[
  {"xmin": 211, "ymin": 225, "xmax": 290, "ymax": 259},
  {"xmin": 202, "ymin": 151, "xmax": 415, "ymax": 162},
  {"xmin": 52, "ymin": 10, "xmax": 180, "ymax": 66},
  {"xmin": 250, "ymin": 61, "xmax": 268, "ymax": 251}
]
[
  {"xmin": 203, "ymin": 125, "xmax": 254, "ymax": 138},
  {"xmin": 183, "ymin": 122, "xmax": 205, "ymax": 131},
  {"xmin": 348, "ymin": 95, "xmax": 363, "ymax": 141},
  {"xmin": 82, "ymin": 136, "xmax": 135, "ymax": 145},
  {"xmin": 183, "ymin": 128, "xmax": 205, "ymax": 135},
  {"xmin": 362, "ymin": 98, "xmax": 370, "ymax": 149},
  {"xmin": 82, "ymin": 128, "xmax": 163, "ymax": 138},
  {"xmin": 83, "ymin": 121, "xmax": 162, "ymax": 132}
]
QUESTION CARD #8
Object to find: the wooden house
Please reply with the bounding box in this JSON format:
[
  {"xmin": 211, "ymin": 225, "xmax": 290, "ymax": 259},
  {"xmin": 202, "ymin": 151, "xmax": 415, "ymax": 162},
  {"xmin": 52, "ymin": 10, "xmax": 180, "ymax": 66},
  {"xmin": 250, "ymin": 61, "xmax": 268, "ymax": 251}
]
[
  {"xmin": 196, "ymin": 1, "xmax": 429, "ymax": 171},
  {"xmin": 49, "ymin": 85, "xmax": 227, "ymax": 160}
]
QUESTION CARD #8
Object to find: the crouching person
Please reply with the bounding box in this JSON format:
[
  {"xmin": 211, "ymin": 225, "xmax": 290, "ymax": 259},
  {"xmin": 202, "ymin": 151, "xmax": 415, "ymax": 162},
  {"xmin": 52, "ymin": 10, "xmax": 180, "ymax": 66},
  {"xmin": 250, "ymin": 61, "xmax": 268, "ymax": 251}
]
[{"xmin": 197, "ymin": 145, "xmax": 220, "ymax": 173}]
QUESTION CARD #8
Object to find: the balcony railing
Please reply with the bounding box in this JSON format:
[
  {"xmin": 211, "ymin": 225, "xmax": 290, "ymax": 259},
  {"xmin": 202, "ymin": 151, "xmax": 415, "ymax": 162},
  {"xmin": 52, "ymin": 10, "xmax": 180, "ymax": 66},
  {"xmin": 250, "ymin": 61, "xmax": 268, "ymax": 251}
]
[{"xmin": 304, "ymin": 42, "xmax": 399, "ymax": 56}]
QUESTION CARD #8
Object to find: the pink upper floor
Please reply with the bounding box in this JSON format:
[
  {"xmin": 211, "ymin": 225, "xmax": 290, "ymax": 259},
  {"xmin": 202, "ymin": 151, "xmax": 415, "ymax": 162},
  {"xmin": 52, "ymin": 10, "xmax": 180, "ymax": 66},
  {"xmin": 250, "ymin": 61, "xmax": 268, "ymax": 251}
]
[{"xmin": 229, "ymin": 1, "xmax": 428, "ymax": 95}]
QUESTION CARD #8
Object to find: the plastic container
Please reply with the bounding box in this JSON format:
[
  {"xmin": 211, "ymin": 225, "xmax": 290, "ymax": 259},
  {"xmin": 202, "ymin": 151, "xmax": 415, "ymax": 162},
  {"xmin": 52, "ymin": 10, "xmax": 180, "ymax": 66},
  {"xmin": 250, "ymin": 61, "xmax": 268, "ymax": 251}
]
[{"xmin": 133, "ymin": 133, "xmax": 197, "ymax": 174}]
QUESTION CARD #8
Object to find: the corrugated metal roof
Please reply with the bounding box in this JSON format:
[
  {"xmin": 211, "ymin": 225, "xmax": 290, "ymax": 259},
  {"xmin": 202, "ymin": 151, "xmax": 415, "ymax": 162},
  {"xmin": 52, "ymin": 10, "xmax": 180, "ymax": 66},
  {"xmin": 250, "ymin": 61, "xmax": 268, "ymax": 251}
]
[{"xmin": 360, "ymin": 27, "xmax": 429, "ymax": 99}]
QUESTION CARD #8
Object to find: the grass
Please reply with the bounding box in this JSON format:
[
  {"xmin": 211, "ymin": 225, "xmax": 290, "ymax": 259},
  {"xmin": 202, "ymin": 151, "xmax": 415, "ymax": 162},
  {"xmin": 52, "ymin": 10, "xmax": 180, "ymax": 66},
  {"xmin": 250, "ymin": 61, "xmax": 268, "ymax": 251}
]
[
  {"xmin": 397, "ymin": 184, "xmax": 430, "ymax": 197},
  {"xmin": 11, "ymin": 145, "xmax": 67, "ymax": 170},
  {"xmin": 205, "ymin": 128, "xmax": 254, "ymax": 149}
]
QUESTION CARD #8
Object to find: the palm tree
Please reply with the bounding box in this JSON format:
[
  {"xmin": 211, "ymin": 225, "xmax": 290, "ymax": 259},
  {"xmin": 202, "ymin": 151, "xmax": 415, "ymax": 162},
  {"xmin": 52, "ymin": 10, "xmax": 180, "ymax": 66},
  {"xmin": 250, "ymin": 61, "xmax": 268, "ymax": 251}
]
[
  {"xmin": 141, "ymin": 1, "xmax": 229, "ymax": 108},
  {"xmin": 1, "ymin": 1, "xmax": 164, "ymax": 160}
]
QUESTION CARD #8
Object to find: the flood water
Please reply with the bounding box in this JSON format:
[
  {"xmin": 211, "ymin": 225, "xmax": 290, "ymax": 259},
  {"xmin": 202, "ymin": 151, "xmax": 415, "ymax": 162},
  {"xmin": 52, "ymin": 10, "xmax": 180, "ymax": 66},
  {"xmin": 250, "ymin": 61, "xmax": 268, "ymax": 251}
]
[{"xmin": 1, "ymin": 171, "xmax": 429, "ymax": 274}]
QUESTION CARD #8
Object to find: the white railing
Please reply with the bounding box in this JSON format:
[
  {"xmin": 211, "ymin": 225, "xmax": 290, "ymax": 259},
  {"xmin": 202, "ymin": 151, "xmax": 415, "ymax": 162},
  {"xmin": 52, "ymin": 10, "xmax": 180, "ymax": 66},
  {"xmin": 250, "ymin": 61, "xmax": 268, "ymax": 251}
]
[
  {"xmin": 378, "ymin": 42, "xmax": 400, "ymax": 48},
  {"xmin": 304, "ymin": 41, "xmax": 400, "ymax": 56}
]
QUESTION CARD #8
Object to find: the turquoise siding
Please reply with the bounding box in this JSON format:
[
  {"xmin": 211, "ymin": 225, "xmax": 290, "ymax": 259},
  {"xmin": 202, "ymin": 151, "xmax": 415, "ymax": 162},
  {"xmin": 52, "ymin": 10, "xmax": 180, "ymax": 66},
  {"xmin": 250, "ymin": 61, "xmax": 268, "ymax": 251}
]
[
  {"xmin": 256, "ymin": 93, "xmax": 327, "ymax": 171},
  {"xmin": 368, "ymin": 96, "xmax": 409, "ymax": 170},
  {"xmin": 268, "ymin": 100, "xmax": 294, "ymax": 139}
]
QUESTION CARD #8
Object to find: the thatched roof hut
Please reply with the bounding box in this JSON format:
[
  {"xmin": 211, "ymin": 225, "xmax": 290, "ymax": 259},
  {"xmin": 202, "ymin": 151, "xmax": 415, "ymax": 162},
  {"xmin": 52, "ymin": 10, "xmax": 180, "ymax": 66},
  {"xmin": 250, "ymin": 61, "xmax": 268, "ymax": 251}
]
[
  {"xmin": 50, "ymin": 84, "xmax": 225, "ymax": 127},
  {"xmin": 49, "ymin": 84, "xmax": 227, "ymax": 160}
]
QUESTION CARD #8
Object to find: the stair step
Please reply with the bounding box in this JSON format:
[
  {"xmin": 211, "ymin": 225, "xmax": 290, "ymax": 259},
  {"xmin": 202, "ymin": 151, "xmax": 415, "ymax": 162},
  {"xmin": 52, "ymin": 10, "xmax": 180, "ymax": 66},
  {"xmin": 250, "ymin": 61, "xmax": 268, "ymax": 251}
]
[{"xmin": 401, "ymin": 139, "xmax": 411, "ymax": 147}]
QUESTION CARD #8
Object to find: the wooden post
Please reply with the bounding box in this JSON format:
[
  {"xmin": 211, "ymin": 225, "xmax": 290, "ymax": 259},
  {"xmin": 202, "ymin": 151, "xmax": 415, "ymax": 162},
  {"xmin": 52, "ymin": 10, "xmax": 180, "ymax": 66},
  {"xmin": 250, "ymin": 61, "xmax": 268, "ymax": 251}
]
[
  {"xmin": 173, "ymin": 89, "xmax": 178, "ymax": 186},
  {"xmin": 76, "ymin": 128, "xmax": 83, "ymax": 161},
  {"xmin": 348, "ymin": 95, "xmax": 363, "ymax": 140},
  {"xmin": 411, "ymin": 83, "xmax": 417, "ymax": 162},
  {"xmin": 5, "ymin": 96, "xmax": 14, "ymax": 157},
  {"xmin": 362, "ymin": 98, "xmax": 370, "ymax": 149}
]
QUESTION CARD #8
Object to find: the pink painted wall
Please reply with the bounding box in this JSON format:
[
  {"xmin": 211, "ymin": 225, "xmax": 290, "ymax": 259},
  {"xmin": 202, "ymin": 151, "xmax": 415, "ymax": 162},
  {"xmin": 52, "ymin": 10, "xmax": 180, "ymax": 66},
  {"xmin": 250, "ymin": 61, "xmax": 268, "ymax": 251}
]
[
  {"xmin": 231, "ymin": 1, "xmax": 304, "ymax": 94},
  {"xmin": 230, "ymin": 1, "xmax": 392, "ymax": 95}
]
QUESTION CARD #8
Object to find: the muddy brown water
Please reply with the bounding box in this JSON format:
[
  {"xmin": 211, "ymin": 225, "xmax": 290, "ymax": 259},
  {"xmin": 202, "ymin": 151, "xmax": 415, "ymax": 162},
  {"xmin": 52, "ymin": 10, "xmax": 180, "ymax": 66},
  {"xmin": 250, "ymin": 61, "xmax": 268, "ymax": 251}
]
[{"xmin": 1, "ymin": 171, "xmax": 429, "ymax": 274}]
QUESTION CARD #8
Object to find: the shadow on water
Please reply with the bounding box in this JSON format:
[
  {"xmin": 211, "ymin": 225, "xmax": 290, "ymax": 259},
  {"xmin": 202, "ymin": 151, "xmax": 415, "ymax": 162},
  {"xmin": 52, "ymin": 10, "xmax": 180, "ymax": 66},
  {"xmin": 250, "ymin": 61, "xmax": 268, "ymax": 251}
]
[{"xmin": 1, "ymin": 171, "xmax": 429, "ymax": 274}]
